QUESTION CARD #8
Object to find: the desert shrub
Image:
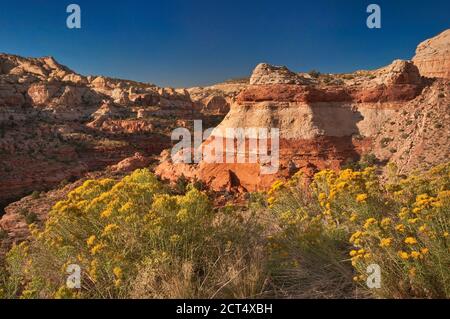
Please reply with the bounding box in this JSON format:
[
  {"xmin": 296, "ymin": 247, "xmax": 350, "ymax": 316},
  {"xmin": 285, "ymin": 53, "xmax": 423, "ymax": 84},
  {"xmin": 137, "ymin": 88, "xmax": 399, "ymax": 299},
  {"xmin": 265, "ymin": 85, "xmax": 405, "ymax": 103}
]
[
  {"xmin": 265, "ymin": 167, "xmax": 387, "ymax": 297},
  {"xmin": 0, "ymin": 228, "xmax": 7, "ymax": 240},
  {"xmin": 380, "ymin": 137, "xmax": 392, "ymax": 148},
  {"xmin": 24, "ymin": 212, "xmax": 39, "ymax": 225},
  {"xmin": 174, "ymin": 174, "xmax": 189, "ymax": 194},
  {"xmin": 1, "ymin": 169, "xmax": 268, "ymax": 299},
  {"xmin": 31, "ymin": 191, "xmax": 41, "ymax": 200}
]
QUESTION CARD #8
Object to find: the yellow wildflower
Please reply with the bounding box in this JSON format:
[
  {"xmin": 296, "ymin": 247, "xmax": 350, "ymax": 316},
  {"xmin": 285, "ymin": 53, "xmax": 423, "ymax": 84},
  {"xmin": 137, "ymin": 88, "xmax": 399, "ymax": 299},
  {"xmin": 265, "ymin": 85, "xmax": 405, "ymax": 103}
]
[
  {"xmin": 364, "ymin": 218, "xmax": 377, "ymax": 229},
  {"xmin": 113, "ymin": 266, "xmax": 123, "ymax": 279},
  {"xmin": 410, "ymin": 251, "xmax": 421, "ymax": 260},
  {"xmin": 329, "ymin": 190, "xmax": 337, "ymax": 200},
  {"xmin": 86, "ymin": 235, "xmax": 96, "ymax": 247},
  {"xmin": 395, "ymin": 224, "xmax": 405, "ymax": 233},
  {"xmin": 404, "ymin": 237, "xmax": 418, "ymax": 245},
  {"xmin": 380, "ymin": 218, "xmax": 392, "ymax": 228},
  {"xmin": 398, "ymin": 251, "xmax": 409, "ymax": 260},
  {"xmin": 318, "ymin": 193, "xmax": 327, "ymax": 202},
  {"xmin": 90, "ymin": 243, "xmax": 105, "ymax": 255},
  {"xmin": 418, "ymin": 225, "xmax": 428, "ymax": 233},
  {"xmin": 100, "ymin": 208, "xmax": 113, "ymax": 218},
  {"xmin": 89, "ymin": 259, "xmax": 99, "ymax": 282},
  {"xmin": 420, "ymin": 248, "xmax": 429, "ymax": 255},
  {"xmin": 399, "ymin": 207, "xmax": 409, "ymax": 219},
  {"xmin": 379, "ymin": 238, "xmax": 392, "ymax": 248},
  {"xmin": 356, "ymin": 194, "xmax": 368, "ymax": 203},
  {"xmin": 350, "ymin": 231, "xmax": 363, "ymax": 244},
  {"xmin": 102, "ymin": 223, "xmax": 119, "ymax": 236}
]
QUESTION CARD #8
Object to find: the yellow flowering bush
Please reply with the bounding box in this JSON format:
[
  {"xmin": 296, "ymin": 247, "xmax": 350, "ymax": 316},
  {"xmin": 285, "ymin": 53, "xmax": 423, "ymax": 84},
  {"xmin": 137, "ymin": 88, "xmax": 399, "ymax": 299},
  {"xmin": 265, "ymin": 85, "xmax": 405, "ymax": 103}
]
[
  {"xmin": 1, "ymin": 169, "xmax": 268, "ymax": 299},
  {"xmin": 1, "ymin": 162, "xmax": 448, "ymax": 299},
  {"xmin": 349, "ymin": 166, "xmax": 450, "ymax": 298},
  {"xmin": 267, "ymin": 163, "xmax": 450, "ymax": 298}
]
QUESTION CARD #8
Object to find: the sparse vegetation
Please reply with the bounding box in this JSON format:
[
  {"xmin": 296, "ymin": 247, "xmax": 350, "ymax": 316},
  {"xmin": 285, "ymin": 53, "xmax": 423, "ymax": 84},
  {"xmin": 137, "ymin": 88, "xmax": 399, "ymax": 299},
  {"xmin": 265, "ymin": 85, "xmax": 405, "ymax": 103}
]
[
  {"xmin": 24, "ymin": 212, "xmax": 38, "ymax": 225},
  {"xmin": 308, "ymin": 70, "xmax": 321, "ymax": 78},
  {"xmin": 0, "ymin": 228, "xmax": 7, "ymax": 240},
  {"xmin": 342, "ymin": 154, "xmax": 379, "ymax": 171},
  {"xmin": 31, "ymin": 191, "xmax": 41, "ymax": 200},
  {"xmin": 175, "ymin": 174, "xmax": 189, "ymax": 194}
]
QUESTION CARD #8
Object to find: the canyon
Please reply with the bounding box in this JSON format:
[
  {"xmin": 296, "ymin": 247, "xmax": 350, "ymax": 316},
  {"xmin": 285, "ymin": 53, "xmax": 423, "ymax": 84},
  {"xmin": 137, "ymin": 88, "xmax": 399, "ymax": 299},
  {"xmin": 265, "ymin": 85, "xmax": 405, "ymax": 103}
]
[{"xmin": 0, "ymin": 29, "xmax": 449, "ymax": 252}]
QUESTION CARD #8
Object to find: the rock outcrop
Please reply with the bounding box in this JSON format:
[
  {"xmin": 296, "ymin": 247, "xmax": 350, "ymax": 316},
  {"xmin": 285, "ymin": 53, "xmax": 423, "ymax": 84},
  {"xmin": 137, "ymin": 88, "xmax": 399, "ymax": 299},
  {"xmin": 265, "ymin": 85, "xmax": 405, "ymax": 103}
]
[
  {"xmin": 413, "ymin": 29, "xmax": 450, "ymax": 79},
  {"xmin": 109, "ymin": 152, "xmax": 151, "ymax": 173},
  {"xmin": 250, "ymin": 63, "xmax": 309, "ymax": 85}
]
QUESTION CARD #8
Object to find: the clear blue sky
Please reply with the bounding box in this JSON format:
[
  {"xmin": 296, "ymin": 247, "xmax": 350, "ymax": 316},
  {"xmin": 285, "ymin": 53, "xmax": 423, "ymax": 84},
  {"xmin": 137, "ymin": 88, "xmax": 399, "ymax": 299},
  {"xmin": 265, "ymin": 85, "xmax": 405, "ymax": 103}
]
[{"xmin": 0, "ymin": 0, "xmax": 449, "ymax": 87}]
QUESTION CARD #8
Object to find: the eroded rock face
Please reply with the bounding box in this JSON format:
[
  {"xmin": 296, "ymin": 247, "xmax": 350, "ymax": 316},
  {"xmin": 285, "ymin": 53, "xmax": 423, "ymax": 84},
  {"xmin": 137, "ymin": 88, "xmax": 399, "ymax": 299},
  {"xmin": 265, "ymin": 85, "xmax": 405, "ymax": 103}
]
[{"xmin": 413, "ymin": 29, "xmax": 450, "ymax": 79}]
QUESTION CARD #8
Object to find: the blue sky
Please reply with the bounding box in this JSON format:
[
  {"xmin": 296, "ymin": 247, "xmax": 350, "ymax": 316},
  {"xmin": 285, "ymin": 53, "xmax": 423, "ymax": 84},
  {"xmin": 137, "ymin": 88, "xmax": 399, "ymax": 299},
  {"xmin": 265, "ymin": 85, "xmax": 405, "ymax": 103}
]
[{"xmin": 0, "ymin": 0, "xmax": 449, "ymax": 87}]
